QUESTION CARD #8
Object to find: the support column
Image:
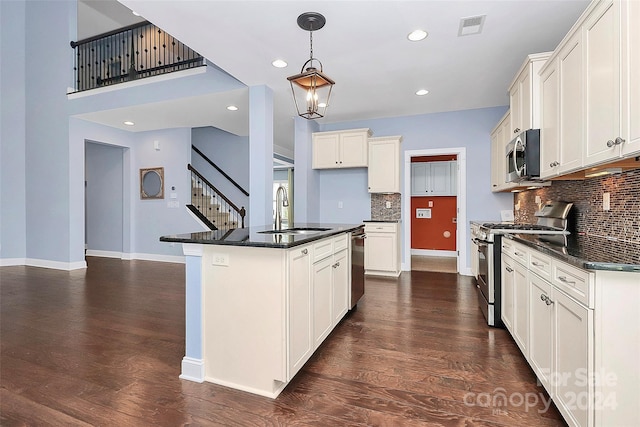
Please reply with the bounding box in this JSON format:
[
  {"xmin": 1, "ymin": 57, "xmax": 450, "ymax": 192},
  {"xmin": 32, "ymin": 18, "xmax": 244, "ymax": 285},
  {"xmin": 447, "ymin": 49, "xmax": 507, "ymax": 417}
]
[
  {"xmin": 248, "ymin": 85, "xmax": 274, "ymax": 227},
  {"xmin": 180, "ymin": 243, "xmax": 205, "ymax": 382}
]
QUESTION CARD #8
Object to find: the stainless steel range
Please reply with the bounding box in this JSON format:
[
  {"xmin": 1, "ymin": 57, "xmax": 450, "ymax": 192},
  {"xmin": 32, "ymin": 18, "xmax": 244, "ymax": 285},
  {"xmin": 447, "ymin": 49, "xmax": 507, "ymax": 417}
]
[{"xmin": 471, "ymin": 201, "xmax": 573, "ymax": 327}]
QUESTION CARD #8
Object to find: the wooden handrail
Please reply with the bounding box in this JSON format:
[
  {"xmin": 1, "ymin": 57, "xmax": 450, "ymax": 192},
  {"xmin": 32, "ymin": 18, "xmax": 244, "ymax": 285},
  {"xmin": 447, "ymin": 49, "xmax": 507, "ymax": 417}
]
[{"xmin": 192, "ymin": 145, "xmax": 249, "ymax": 197}]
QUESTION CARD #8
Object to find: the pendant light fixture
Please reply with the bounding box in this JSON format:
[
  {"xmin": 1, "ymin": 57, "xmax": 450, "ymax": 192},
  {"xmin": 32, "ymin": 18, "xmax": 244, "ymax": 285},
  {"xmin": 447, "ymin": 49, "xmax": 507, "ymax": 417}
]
[{"xmin": 287, "ymin": 12, "xmax": 334, "ymax": 120}]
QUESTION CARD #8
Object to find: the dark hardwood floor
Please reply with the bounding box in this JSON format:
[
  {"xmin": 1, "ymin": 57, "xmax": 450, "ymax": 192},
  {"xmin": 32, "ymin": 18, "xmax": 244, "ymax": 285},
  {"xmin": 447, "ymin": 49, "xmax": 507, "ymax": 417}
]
[{"xmin": 1, "ymin": 257, "xmax": 566, "ymax": 426}]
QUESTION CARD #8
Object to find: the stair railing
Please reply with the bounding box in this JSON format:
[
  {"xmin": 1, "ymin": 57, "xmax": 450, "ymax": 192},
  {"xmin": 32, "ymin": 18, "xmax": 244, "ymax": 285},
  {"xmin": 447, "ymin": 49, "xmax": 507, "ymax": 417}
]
[
  {"xmin": 188, "ymin": 165, "xmax": 246, "ymax": 229},
  {"xmin": 192, "ymin": 145, "xmax": 249, "ymax": 197},
  {"xmin": 70, "ymin": 21, "xmax": 204, "ymax": 92}
]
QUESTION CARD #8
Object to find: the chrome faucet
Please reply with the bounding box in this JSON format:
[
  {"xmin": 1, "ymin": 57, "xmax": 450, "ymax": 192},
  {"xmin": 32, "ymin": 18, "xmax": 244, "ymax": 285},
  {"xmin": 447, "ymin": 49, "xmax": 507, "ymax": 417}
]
[{"xmin": 275, "ymin": 185, "xmax": 289, "ymax": 230}]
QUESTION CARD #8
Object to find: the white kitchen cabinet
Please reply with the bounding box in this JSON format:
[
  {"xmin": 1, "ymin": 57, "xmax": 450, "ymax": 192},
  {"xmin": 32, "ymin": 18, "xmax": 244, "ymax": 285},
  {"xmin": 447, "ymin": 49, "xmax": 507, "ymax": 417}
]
[
  {"xmin": 411, "ymin": 161, "xmax": 456, "ymax": 196},
  {"xmin": 513, "ymin": 260, "xmax": 529, "ymax": 356},
  {"xmin": 312, "ymin": 128, "xmax": 371, "ymax": 169},
  {"xmin": 621, "ymin": 0, "xmax": 640, "ymax": 157},
  {"xmin": 331, "ymin": 248, "xmax": 349, "ymax": 325},
  {"xmin": 368, "ymin": 136, "xmax": 402, "ymax": 193},
  {"xmin": 490, "ymin": 111, "xmax": 518, "ymax": 192},
  {"xmin": 553, "ymin": 287, "xmax": 593, "ymax": 427},
  {"xmin": 364, "ymin": 222, "xmax": 400, "ymax": 277},
  {"xmin": 528, "ymin": 271, "xmax": 554, "ymax": 393},
  {"xmin": 583, "ymin": 0, "xmax": 622, "ymax": 166},
  {"xmin": 541, "ymin": 31, "xmax": 584, "ymax": 178},
  {"xmin": 509, "ymin": 52, "xmax": 551, "ymax": 136},
  {"xmin": 312, "ymin": 255, "xmax": 333, "ymax": 347},
  {"xmin": 288, "ymin": 245, "xmax": 313, "ymax": 377},
  {"xmin": 501, "ymin": 254, "xmax": 515, "ymax": 333}
]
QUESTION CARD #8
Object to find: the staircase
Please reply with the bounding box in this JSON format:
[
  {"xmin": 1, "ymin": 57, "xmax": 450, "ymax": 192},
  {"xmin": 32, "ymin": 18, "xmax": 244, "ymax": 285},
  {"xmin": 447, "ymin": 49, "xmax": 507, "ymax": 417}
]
[{"xmin": 187, "ymin": 164, "xmax": 246, "ymax": 230}]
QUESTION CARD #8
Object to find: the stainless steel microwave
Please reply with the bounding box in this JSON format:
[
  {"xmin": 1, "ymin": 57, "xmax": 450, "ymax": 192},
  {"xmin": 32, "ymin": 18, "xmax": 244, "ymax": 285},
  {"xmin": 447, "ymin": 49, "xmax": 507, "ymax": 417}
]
[{"xmin": 505, "ymin": 129, "xmax": 541, "ymax": 182}]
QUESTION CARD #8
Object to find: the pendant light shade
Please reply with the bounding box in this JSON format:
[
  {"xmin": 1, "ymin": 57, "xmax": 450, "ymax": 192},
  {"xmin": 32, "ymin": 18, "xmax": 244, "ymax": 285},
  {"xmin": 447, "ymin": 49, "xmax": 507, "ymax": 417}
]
[{"xmin": 287, "ymin": 12, "xmax": 334, "ymax": 120}]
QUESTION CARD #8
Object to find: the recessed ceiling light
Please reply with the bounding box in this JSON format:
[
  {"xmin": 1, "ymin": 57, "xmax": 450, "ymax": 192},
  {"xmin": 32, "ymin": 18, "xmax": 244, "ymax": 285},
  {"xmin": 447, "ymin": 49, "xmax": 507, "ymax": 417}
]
[
  {"xmin": 124, "ymin": 121, "xmax": 135, "ymax": 126},
  {"xmin": 407, "ymin": 30, "xmax": 428, "ymax": 41},
  {"xmin": 272, "ymin": 59, "xmax": 288, "ymax": 68},
  {"xmin": 415, "ymin": 89, "xmax": 429, "ymax": 96},
  {"xmin": 227, "ymin": 105, "xmax": 238, "ymax": 111}
]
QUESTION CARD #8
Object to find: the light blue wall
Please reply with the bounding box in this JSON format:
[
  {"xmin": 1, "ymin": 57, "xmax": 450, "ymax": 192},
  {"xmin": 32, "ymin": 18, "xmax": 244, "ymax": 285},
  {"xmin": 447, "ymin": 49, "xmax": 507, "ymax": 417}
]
[
  {"xmin": 24, "ymin": 0, "xmax": 76, "ymax": 264},
  {"xmin": 293, "ymin": 117, "xmax": 320, "ymax": 223},
  {"xmin": 248, "ymin": 85, "xmax": 274, "ymax": 227},
  {"xmin": 191, "ymin": 126, "xmax": 249, "ymax": 213},
  {"xmin": 318, "ymin": 106, "xmax": 514, "ymax": 270},
  {"xmin": 85, "ymin": 142, "xmax": 125, "ymax": 253},
  {"xmin": 318, "ymin": 169, "xmax": 371, "ymax": 223},
  {"xmin": 0, "ymin": 0, "xmax": 27, "ymax": 261}
]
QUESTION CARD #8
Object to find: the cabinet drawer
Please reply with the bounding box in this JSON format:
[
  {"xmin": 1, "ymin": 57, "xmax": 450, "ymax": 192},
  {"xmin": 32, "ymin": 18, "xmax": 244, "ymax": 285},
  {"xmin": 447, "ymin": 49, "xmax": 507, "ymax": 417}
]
[
  {"xmin": 364, "ymin": 223, "xmax": 396, "ymax": 233},
  {"xmin": 333, "ymin": 233, "xmax": 349, "ymax": 253},
  {"xmin": 529, "ymin": 251, "xmax": 552, "ymax": 281},
  {"xmin": 502, "ymin": 239, "xmax": 516, "ymax": 257},
  {"xmin": 511, "ymin": 242, "xmax": 529, "ymax": 266},
  {"xmin": 313, "ymin": 237, "xmax": 334, "ymax": 263},
  {"xmin": 551, "ymin": 260, "xmax": 593, "ymax": 308}
]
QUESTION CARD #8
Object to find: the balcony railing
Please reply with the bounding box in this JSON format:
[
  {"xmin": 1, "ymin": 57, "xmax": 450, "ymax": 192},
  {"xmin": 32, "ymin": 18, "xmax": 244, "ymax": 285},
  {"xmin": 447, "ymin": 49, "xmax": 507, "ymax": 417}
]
[{"xmin": 70, "ymin": 21, "xmax": 204, "ymax": 92}]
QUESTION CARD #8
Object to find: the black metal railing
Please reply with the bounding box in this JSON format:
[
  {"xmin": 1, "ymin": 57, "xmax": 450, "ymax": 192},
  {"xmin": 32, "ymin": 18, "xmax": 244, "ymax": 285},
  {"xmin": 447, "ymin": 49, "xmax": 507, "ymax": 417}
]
[
  {"xmin": 70, "ymin": 21, "xmax": 204, "ymax": 92},
  {"xmin": 192, "ymin": 145, "xmax": 249, "ymax": 197},
  {"xmin": 188, "ymin": 164, "xmax": 246, "ymax": 229}
]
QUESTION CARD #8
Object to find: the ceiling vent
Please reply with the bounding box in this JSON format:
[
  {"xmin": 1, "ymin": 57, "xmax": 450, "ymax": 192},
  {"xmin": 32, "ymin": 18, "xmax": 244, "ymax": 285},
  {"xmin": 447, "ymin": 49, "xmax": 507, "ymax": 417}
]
[{"xmin": 458, "ymin": 15, "xmax": 486, "ymax": 37}]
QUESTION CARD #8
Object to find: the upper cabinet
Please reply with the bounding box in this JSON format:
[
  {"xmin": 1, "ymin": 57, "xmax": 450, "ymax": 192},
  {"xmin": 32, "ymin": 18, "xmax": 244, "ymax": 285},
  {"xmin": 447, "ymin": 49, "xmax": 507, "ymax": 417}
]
[
  {"xmin": 368, "ymin": 136, "xmax": 402, "ymax": 193},
  {"xmin": 509, "ymin": 52, "xmax": 552, "ymax": 136},
  {"xmin": 312, "ymin": 128, "xmax": 371, "ymax": 169},
  {"xmin": 490, "ymin": 111, "xmax": 517, "ymax": 192},
  {"xmin": 540, "ymin": 0, "xmax": 640, "ymax": 176},
  {"xmin": 411, "ymin": 161, "xmax": 457, "ymax": 196}
]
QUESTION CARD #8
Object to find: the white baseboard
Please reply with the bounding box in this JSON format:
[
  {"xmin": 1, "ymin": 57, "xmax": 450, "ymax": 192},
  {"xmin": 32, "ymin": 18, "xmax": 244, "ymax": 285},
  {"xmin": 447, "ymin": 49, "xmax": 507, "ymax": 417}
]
[
  {"xmin": 85, "ymin": 250, "xmax": 123, "ymax": 259},
  {"xmin": 26, "ymin": 258, "xmax": 87, "ymax": 270},
  {"xmin": 204, "ymin": 376, "xmax": 286, "ymax": 399},
  {"xmin": 411, "ymin": 249, "xmax": 457, "ymax": 257},
  {"xmin": 123, "ymin": 253, "xmax": 185, "ymax": 264},
  {"xmin": 459, "ymin": 267, "xmax": 473, "ymax": 277},
  {"xmin": 179, "ymin": 357, "xmax": 205, "ymax": 383},
  {"xmin": 1, "ymin": 258, "xmax": 27, "ymax": 267}
]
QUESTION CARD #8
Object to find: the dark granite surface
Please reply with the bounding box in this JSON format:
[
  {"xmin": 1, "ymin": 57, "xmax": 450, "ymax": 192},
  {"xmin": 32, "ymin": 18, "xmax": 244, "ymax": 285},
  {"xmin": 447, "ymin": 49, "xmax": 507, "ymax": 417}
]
[
  {"xmin": 506, "ymin": 233, "xmax": 640, "ymax": 273},
  {"xmin": 160, "ymin": 223, "xmax": 364, "ymax": 249},
  {"xmin": 364, "ymin": 220, "xmax": 401, "ymax": 223}
]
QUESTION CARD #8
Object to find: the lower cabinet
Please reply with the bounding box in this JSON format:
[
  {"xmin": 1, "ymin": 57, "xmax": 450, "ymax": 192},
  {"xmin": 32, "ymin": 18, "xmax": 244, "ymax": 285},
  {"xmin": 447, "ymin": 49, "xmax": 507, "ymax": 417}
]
[
  {"xmin": 364, "ymin": 222, "xmax": 401, "ymax": 277},
  {"xmin": 312, "ymin": 255, "xmax": 334, "ymax": 348},
  {"xmin": 502, "ymin": 237, "xmax": 639, "ymax": 427},
  {"xmin": 288, "ymin": 245, "xmax": 313, "ymax": 378}
]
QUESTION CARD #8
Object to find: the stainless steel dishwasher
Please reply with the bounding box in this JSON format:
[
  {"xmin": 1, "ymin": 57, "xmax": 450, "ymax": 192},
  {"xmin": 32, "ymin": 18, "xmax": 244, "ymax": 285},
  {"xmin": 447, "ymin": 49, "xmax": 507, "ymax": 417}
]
[{"xmin": 350, "ymin": 226, "xmax": 366, "ymax": 309}]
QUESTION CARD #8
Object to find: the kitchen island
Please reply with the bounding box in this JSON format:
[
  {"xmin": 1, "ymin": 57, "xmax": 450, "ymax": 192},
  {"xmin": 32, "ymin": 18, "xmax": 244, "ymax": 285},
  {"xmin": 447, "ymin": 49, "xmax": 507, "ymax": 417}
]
[{"xmin": 160, "ymin": 223, "xmax": 363, "ymax": 398}]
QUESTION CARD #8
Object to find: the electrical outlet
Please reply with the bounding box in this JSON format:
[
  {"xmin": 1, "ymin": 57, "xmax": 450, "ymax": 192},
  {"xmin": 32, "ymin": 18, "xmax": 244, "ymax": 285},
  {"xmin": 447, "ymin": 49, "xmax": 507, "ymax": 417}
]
[
  {"xmin": 535, "ymin": 195, "xmax": 541, "ymax": 204},
  {"xmin": 603, "ymin": 192, "xmax": 611, "ymax": 211},
  {"xmin": 212, "ymin": 253, "xmax": 229, "ymax": 266},
  {"xmin": 385, "ymin": 201, "xmax": 391, "ymax": 209},
  {"xmin": 428, "ymin": 201, "xmax": 433, "ymax": 207},
  {"xmin": 338, "ymin": 201, "xmax": 343, "ymax": 209}
]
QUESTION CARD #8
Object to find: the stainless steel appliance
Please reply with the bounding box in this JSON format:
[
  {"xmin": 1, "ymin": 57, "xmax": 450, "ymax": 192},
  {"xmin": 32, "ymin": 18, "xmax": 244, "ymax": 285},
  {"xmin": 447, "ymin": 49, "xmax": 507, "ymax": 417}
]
[
  {"xmin": 471, "ymin": 201, "xmax": 573, "ymax": 327},
  {"xmin": 506, "ymin": 129, "xmax": 541, "ymax": 182},
  {"xmin": 350, "ymin": 227, "xmax": 366, "ymax": 309}
]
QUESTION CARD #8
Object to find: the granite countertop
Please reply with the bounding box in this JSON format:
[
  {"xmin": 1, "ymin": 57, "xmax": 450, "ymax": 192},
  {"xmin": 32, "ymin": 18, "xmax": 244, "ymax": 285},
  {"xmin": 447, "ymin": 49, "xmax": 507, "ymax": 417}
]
[
  {"xmin": 160, "ymin": 223, "xmax": 364, "ymax": 249},
  {"xmin": 364, "ymin": 219, "xmax": 401, "ymax": 223},
  {"xmin": 505, "ymin": 233, "xmax": 640, "ymax": 273}
]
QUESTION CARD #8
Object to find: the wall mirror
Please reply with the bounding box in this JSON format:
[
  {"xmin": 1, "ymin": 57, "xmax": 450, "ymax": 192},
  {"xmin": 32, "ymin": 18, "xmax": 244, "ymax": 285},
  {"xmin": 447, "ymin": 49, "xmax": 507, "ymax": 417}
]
[{"xmin": 140, "ymin": 167, "xmax": 164, "ymax": 199}]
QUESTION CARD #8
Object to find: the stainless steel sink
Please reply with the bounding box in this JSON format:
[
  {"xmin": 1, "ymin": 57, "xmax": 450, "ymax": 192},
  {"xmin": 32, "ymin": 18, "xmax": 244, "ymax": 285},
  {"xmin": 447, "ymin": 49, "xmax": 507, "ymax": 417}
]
[{"xmin": 258, "ymin": 227, "xmax": 331, "ymax": 235}]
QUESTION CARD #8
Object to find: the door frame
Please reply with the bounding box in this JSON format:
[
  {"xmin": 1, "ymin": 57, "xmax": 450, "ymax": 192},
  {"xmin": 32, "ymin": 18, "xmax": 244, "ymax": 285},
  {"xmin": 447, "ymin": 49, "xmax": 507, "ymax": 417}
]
[{"xmin": 402, "ymin": 147, "xmax": 468, "ymax": 274}]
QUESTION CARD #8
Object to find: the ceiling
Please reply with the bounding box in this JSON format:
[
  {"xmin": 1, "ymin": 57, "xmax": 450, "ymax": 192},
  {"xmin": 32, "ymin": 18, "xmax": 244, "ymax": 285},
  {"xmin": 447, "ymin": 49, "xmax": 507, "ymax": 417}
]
[{"xmin": 79, "ymin": 0, "xmax": 590, "ymax": 155}]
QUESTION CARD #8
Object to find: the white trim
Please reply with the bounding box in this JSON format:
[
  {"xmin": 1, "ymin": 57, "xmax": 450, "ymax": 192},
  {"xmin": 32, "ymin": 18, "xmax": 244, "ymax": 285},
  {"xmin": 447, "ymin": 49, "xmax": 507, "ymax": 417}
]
[
  {"xmin": 204, "ymin": 376, "xmax": 287, "ymax": 399},
  {"xmin": 411, "ymin": 249, "xmax": 457, "ymax": 257},
  {"xmin": 0, "ymin": 258, "xmax": 27, "ymax": 267},
  {"xmin": 179, "ymin": 357, "xmax": 205, "ymax": 383},
  {"xmin": 67, "ymin": 66, "xmax": 207, "ymax": 98},
  {"xmin": 182, "ymin": 243, "xmax": 204, "ymax": 257},
  {"xmin": 459, "ymin": 267, "xmax": 473, "ymax": 277},
  {"xmin": 25, "ymin": 258, "xmax": 87, "ymax": 271},
  {"xmin": 85, "ymin": 250, "xmax": 123, "ymax": 259},
  {"xmin": 402, "ymin": 148, "xmax": 467, "ymax": 275},
  {"xmin": 122, "ymin": 253, "xmax": 185, "ymax": 263}
]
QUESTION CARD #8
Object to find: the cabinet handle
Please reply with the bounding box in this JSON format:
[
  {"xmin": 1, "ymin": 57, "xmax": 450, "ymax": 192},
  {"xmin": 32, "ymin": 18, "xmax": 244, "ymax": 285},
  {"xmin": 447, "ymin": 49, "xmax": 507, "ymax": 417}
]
[
  {"xmin": 332, "ymin": 262, "xmax": 339, "ymax": 269},
  {"xmin": 540, "ymin": 294, "xmax": 546, "ymax": 302},
  {"xmin": 545, "ymin": 296, "xmax": 554, "ymax": 306},
  {"xmin": 301, "ymin": 248, "xmax": 308, "ymax": 255},
  {"xmin": 531, "ymin": 261, "xmax": 543, "ymax": 267},
  {"xmin": 549, "ymin": 161, "xmax": 559, "ymax": 167},
  {"xmin": 557, "ymin": 276, "xmax": 575, "ymax": 285},
  {"xmin": 615, "ymin": 137, "xmax": 625, "ymax": 145},
  {"xmin": 514, "ymin": 128, "xmax": 521, "ymax": 134},
  {"xmin": 506, "ymin": 266, "xmax": 514, "ymax": 273},
  {"xmin": 514, "ymin": 251, "xmax": 523, "ymax": 256},
  {"xmin": 606, "ymin": 139, "xmax": 615, "ymax": 148}
]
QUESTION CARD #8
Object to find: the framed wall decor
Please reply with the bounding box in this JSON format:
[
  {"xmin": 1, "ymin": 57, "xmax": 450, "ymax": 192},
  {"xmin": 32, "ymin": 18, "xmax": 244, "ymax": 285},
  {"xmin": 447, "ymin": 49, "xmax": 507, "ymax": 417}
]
[{"xmin": 140, "ymin": 167, "xmax": 164, "ymax": 199}]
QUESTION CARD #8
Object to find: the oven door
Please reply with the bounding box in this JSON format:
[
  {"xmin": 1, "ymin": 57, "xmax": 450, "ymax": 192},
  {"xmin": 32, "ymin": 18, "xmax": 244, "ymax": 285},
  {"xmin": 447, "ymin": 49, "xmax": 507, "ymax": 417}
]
[{"xmin": 475, "ymin": 239, "xmax": 493, "ymax": 304}]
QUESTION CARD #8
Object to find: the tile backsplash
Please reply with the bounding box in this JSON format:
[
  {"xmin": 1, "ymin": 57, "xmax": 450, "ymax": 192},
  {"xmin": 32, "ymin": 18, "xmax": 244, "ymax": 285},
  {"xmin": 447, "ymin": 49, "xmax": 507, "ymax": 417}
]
[
  {"xmin": 371, "ymin": 193, "xmax": 401, "ymax": 221},
  {"xmin": 514, "ymin": 168, "xmax": 640, "ymax": 244}
]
